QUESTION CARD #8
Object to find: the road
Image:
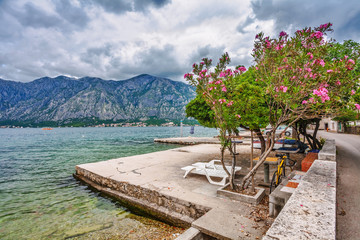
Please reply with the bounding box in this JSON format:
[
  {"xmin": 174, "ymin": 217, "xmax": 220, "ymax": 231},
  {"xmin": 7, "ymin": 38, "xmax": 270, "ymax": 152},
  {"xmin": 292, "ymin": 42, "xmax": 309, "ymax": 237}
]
[{"xmin": 318, "ymin": 131, "xmax": 360, "ymax": 240}]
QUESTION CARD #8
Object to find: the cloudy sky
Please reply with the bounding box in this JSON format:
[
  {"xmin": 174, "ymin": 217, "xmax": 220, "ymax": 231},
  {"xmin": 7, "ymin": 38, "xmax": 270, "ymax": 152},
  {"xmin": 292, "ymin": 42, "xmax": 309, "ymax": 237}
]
[{"xmin": 0, "ymin": 0, "xmax": 359, "ymax": 82}]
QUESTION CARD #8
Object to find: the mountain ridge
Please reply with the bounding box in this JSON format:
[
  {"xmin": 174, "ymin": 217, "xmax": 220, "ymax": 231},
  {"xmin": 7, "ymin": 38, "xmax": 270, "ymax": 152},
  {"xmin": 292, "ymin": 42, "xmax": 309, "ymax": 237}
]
[{"xmin": 0, "ymin": 74, "xmax": 195, "ymax": 125}]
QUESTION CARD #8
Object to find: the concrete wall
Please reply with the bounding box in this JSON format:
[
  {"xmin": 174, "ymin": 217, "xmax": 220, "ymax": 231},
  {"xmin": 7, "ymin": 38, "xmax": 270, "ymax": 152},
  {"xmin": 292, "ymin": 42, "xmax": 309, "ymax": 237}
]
[{"xmin": 75, "ymin": 167, "xmax": 210, "ymax": 228}]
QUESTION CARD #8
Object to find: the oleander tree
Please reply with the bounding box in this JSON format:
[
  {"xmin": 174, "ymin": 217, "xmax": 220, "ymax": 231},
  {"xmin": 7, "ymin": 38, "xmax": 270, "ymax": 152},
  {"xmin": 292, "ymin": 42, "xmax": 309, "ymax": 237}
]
[
  {"xmin": 185, "ymin": 55, "xmax": 271, "ymax": 190},
  {"xmin": 184, "ymin": 23, "xmax": 359, "ymax": 191},
  {"xmin": 240, "ymin": 23, "xmax": 359, "ymax": 189},
  {"xmin": 292, "ymin": 39, "xmax": 360, "ymax": 149},
  {"xmin": 185, "ymin": 53, "xmax": 250, "ymax": 190},
  {"xmin": 186, "ymin": 68, "xmax": 269, "ymax": 153}
]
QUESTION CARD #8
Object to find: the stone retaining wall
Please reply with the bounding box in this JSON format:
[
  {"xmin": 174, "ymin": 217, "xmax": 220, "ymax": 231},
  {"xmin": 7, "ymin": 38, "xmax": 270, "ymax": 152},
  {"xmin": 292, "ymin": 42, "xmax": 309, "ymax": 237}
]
[
  {"xmin": 75, "ymin": 166, "xmax": 210, "ymax": 228},
  {"xmin": 318, "ymin": 139, "xmax": 336, "ymax": 161}
]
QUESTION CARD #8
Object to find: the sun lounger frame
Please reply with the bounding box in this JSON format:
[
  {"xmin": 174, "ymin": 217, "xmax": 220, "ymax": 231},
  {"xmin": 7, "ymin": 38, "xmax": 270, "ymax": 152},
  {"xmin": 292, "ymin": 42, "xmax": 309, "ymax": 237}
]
[{"xmin": 181, "ymin": 160, "xmax": 241, "ymax": 186}]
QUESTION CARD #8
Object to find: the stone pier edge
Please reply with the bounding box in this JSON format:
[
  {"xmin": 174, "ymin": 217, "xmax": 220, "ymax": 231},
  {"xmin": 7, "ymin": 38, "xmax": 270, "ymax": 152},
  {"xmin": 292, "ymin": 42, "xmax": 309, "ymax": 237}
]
[{"xmin": 74, "ymin": 166, "xmax": 211, "ymax": 229}]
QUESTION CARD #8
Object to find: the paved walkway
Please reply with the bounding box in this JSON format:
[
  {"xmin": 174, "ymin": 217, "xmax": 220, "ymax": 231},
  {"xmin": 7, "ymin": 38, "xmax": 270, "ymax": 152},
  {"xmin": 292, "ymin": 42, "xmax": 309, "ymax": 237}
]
[{"xmin": 318, "ymin": 131, "xmax": 360, "ymax": 239}]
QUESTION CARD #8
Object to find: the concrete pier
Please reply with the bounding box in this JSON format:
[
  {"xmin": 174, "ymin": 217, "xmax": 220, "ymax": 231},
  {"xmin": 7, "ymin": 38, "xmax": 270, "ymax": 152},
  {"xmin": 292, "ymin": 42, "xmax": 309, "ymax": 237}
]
[
  {"xmin": 75, "ymin": 144, "xmax": 268, "ymax": 239},
  {"xmin": 154, "ymin": 136, "xmax": 251, "ymax": 145}
]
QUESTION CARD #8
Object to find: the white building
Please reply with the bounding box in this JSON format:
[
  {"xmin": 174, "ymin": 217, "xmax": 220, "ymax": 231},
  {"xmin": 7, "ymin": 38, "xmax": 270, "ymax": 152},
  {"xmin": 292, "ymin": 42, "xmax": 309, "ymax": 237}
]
[{"xmin": 319, "ymin": 117, "xmax": 343, "ymax": 132}]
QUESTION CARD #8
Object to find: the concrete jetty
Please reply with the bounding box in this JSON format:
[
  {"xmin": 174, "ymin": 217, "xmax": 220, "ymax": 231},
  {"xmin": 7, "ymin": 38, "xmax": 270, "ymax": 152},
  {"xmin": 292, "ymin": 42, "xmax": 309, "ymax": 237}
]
[
  {"xmin": 74, "ymin": 144, "xmax": 268, "ymax": 239},
  {"xmin": 154, "ymin": 136, "xmax": 251, "ymax": 145}
]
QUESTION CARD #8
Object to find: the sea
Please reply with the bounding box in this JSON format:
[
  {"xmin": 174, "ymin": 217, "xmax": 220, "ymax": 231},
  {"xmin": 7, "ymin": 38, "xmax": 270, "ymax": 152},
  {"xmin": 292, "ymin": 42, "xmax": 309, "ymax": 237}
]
[{"xmin": 0, "ymin": 126, "xmax": 219, "ymax": 239}]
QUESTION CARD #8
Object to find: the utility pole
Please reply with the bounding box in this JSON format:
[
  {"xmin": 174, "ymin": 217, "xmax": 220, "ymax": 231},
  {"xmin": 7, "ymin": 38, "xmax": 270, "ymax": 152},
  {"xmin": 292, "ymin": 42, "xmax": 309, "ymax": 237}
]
[{"xmin": 180, "ymin": 120, "xmax": 183, "ymax": 137}]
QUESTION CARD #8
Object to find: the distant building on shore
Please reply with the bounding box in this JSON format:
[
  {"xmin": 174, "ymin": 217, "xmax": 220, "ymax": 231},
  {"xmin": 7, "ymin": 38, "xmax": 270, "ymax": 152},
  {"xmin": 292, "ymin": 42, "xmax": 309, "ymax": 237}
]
[{"xmin": 316, "ymin": 117, "xmax": 360, "ymax": 134}]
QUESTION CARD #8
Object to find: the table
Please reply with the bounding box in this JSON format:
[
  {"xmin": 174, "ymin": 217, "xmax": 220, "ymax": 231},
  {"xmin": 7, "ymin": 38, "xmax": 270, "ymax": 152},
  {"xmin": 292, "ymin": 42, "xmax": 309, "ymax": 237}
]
[{"xmin": 253, "ymin": 157, "xmax": 278, "ymax": 183}]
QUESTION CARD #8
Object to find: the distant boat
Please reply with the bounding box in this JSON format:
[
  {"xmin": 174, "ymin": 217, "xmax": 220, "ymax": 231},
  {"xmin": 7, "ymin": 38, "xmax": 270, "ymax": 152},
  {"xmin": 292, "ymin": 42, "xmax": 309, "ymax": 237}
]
[{"xmin": 42, "ymin": 127, "xmax": 53, "ymax": 130}]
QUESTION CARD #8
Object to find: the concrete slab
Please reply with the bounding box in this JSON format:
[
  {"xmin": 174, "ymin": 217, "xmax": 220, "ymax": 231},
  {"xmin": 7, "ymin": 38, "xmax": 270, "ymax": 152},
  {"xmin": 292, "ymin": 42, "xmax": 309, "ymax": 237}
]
[
  {"xmin": 192, "ymin": 208, "xmax": 266, "ymax": 240},
  {"xmin": 75, "ymin": 144, "xmax": 269, "ymax": 239},
  {"xmin": 264, "ymin": 160, "xmax": 336, "ymax": 240},
  {"xmin": 318, "ymin": 139, "xmax": 336, "ymax": 161}
]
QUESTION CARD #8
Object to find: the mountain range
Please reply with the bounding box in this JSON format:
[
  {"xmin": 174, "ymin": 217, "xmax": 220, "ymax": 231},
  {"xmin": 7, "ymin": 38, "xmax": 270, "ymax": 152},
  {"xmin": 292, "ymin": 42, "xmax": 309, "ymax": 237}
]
[{"xmin": 0, "ymin": 74, "xmax": 195, "ymax": 126}]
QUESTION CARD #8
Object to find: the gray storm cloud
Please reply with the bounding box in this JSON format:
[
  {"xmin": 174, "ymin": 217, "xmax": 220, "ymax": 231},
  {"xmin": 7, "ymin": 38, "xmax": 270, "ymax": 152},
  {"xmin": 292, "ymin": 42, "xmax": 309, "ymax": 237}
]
[{"xmin": 0, "ymin": 0, "xmax": 359, "ymax": 82}]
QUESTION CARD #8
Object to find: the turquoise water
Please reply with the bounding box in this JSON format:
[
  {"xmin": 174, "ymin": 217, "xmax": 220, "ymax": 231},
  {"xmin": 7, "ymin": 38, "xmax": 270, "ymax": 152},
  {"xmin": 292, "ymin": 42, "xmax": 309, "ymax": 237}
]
[{"xmin": 0, "ymin": 126, "xmax": 218, "ymax": 239}]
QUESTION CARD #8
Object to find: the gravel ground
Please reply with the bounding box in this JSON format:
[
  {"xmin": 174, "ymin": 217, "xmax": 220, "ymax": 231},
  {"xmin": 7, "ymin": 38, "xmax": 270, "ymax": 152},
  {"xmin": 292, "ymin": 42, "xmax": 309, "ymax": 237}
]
[{"xmin": 73, "ymin": 214, "xmax": 185, "ymax": 240}]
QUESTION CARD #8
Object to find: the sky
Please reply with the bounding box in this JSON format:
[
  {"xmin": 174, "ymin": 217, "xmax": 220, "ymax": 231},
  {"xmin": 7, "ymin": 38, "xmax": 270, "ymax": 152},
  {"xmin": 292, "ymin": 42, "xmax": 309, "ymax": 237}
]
[{"xmin": 0, "ymin": 0, "xmax": 359, "ymax": 83}]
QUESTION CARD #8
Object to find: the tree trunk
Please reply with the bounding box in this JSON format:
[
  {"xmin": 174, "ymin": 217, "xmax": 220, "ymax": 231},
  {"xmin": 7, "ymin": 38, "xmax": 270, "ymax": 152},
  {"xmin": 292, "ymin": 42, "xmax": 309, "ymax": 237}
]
[
  {"xmin": 220, "ymin": 145, "xmax": 230, "ymax": 177},
  {"xmin": 254, "ymin": 128, "xmax": 265, "ymax": 154},
  {"xmin": 293, "ymin": 122, "xmax": 301, "ymax": 141},
  {"xmin": 240, "ymin": 131, "xmax": 276, "ymax": 190},
  {"xmin": 311, "ymin": 119, "xmax": 322, "ymax": 149},
  {"xmin": 230, "ymin": 148, "xmax": 236, "ymax": 190},
  {"xmin": 250, "ymin": 130, "xmax": 255, "ymax": 193},
  {"xmin": 228, "ymin": 139, "xmax": 236, "ymax": 190},
  {"xmin": 299, "ymin": 121, "xmax": 315, "ymax": 149}
]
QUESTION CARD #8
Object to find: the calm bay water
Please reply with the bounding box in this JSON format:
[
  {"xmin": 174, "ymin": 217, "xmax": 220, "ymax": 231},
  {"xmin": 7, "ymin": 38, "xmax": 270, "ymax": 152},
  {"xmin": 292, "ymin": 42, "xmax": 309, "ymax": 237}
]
[{"xmin": 0, "ymin": 126, "xmax": 218, "ymax": 239}]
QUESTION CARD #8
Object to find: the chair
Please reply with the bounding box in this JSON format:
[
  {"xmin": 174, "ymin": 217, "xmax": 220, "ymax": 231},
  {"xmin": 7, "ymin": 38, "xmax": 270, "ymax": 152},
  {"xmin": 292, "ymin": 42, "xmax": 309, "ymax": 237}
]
[{"xmin": 181, "ymin": 160, "xmax": 242, "ymax": 186}]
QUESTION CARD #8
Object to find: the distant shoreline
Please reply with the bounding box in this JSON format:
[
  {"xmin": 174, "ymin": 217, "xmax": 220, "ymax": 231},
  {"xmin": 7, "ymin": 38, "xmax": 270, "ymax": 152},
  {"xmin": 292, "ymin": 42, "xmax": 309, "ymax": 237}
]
[
  {"xmin": 0, "ymin": 118, "xmax": 200, "ymax": 129},
  {"xmin": 0, "ymin": 124, "xmax": 201, "ymax": 129}
]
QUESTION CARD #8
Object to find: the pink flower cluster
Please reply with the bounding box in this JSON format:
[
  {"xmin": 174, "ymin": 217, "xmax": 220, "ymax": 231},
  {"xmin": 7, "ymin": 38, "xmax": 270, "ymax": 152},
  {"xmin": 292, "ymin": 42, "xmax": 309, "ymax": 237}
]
[
  {"xmin": 319, "ymin": 23, "xmax": 332, "ymax": 29},
  {"xmin": 199, "ymin": 69, "xmax": 207, "ymax": 78},
  {"xmin": 304, "ymin": 72, "xmax": 318, "ymax": 79},
  {"xmin": 183, "ymin": 73, "xmax": 193, "ymax": 79},
  {"xmin": 313, "ymin": 87, "xmax": 330, "ymax": 103},
  {"xmin": 219, "ymin": 71, "xmax": 226, "ymax": 78},
  {"xmin": 275, "ymin": 86, "xmax": 288, "ymax": 93},
  {"xmin": 351, "ymin": 90, "xmax": 356, "ymax": 95},
  {"xmin": 238, "ymin": 66, "xmax": 247, "ymax": 72},
  {"xmin": 218, "ymin": 99, "xmax": 226, "ymax": 104},
  {"xmin": 275, "ymin": 44, "xmax": 284, "ymax": 51},
  {"xmin": 355, "ymin": 104, "xmax": 360, "ymax": 110},
  {"xmin": 265, "ymin": 39, "xmax": 271, "ymax": 48},
  {"xmin": 311, "ymin": 31, "xmax": 323, "ymax": 39},
  {"xmin": 227, "ymin": 101, "xmax": 233, "ymax": 107},
  {"xmin": 302, "ymin": 97, "xmax": 316, "ymax": 105},
  {"xmin": 219, "ymin": 68, "xmax": 234, "ymax": 78},
  {"xmin": 279, "ymin": 31, "xmax": 287, "ymax": 37}
]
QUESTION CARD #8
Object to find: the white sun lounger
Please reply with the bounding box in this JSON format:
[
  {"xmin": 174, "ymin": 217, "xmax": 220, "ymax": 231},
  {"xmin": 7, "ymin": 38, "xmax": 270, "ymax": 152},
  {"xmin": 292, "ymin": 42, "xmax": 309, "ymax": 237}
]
[
  {"xmin": 191, "ymin": 159, "xmax": 242, "ymax": 172},
  {"xmin": 181, "ymin": 160, "xmax": 242, "ymax": 186}
]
